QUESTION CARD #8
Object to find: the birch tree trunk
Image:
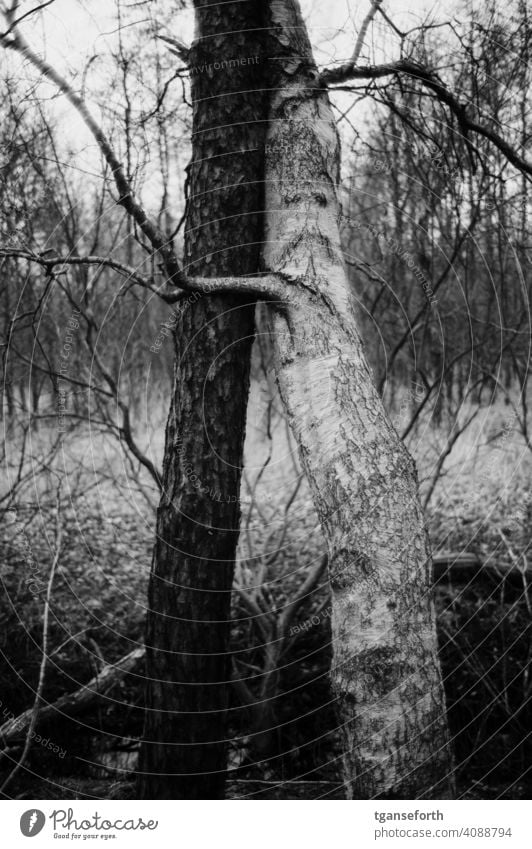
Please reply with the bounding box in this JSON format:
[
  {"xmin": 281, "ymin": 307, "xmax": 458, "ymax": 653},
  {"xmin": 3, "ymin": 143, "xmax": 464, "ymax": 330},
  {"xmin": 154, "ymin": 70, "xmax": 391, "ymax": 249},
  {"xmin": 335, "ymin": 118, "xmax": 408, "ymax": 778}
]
[
  {"xmin": 262, "ymin": 0, "xmax": 454, "ymax": 799},
  {"xmin": 139, "ymin": 2, "xmax": 265, "ymax": 799}
]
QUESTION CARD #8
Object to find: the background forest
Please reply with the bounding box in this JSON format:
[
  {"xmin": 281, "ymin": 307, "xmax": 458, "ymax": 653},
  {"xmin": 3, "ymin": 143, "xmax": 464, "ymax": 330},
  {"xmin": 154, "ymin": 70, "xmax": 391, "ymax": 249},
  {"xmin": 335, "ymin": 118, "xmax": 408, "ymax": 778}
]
[{"xmin": 0, "ymin": 0, "xmax": 531, "ymax": 799}]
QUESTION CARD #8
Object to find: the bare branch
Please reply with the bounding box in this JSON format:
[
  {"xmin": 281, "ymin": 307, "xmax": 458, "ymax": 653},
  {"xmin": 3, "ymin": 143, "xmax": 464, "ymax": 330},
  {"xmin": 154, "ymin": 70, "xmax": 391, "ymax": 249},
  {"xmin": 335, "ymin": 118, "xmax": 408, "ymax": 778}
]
[
  {"xmin": 277, "ymin": 554, "xmax": 328, "ymax": 642},
  {"xmin": 0, "ymin": 15, "xmax": 292, "ymax": 303},
  {"xmin": 0, "ymin": 0, "xmax": 55, "ymax": 37},
  {"xmin": 0, "ymin": 647, "xmax": 144, "ymax": 748},
  {"xmin": 233, "ymin": 587, "xmax": 272, "ymax": 645},
  {"xmin": 0, "ymin": 250, "xmax": 288, "ymax": 303},
  {"xmin": 321, "ymin": 59, "xmax": 430, "ymax": 86},
  {"xmin": 180, "ymin": 273, "xmax": 289, "ymax": 303},
  {"xmin": 157, "ymin": 34, "xmax": 190, "ymax": 64},
  {"xmin": 0, "ymin": 18, "xmax": 184, "ymax": 284},
  {"xmin": 0, "ymin": 491, "xmax": 62, "ymax": 794},
  {"xmin": 351, "ymin": 0, "xmax": 383, "ymax": 68},
  {"xmin": 79, "ymin": 306, "xmax": 164, "ymax": 490}
]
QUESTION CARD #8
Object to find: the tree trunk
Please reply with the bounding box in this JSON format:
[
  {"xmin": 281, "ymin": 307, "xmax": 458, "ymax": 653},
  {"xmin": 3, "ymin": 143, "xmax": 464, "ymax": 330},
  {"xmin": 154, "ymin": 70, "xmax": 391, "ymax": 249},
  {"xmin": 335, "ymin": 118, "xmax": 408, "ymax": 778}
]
[
  {"xmin": 262, "ymin": 0, "xmax": 454, "ymax": 799},
  {"xmin": 138, "ymin": 2, "xmax": 265, "ymax": 799}
]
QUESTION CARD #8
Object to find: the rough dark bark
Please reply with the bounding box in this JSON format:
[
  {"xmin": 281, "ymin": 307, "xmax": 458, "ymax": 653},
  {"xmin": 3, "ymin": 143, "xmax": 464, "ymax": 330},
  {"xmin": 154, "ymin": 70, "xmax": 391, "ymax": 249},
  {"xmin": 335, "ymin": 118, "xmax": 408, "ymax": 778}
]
[{"xmin": 138, "ymin": 2, "xmax": 266, "ymax": 799}]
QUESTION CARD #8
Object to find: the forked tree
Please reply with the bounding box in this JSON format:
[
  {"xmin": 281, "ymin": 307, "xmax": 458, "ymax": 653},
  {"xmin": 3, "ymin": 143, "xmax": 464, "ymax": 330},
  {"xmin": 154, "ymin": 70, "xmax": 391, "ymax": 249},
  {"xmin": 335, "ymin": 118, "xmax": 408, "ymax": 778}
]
[{"xmin": 2, "ymin": 0, "xmax": 530, "ymax": 800}]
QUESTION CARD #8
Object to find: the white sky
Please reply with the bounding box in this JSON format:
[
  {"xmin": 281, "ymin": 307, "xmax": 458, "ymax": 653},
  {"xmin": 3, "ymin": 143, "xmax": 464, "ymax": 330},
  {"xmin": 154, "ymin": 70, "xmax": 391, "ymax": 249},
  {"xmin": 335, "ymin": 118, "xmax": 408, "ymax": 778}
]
[{"xmin": 1, "ymin": 0, "xmax": 461, "ymax": 153}]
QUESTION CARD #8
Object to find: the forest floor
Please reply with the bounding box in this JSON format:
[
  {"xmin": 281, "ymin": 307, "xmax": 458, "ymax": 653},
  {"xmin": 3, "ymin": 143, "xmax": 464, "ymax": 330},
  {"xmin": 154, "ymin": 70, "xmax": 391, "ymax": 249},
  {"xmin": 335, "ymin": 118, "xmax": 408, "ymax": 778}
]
[{"xmin": 1, "ymin": 394, "xmax": 530, "ymax": 799}]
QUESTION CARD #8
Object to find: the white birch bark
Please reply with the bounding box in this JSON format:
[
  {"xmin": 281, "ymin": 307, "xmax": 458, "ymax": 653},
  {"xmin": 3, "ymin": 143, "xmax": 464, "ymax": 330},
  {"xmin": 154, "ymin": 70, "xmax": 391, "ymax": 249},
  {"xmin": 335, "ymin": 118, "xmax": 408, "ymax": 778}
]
[{"xmin": 262, "ymin": 0, "xmax": 454, "ymax": 799}]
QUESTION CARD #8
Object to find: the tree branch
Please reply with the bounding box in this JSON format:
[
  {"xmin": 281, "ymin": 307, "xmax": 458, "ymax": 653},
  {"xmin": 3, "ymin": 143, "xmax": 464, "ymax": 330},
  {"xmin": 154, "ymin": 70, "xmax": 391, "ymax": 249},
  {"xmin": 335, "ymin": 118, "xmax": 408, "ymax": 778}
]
[
  {"xmin": 0, "ymin": 0, "xmax": 55, "ymax": 38},
  {"xmin": 188, "ymin": 274, "xmax": 288, "ymax": 302},
  {"xmin": 277, "ymin": 554, "xmax": 328, "ymax": 642},
  {"xmin": 351, "ymin": 0, "xmax": 383, "ymax": 68},
  {"xmin": 0, "ymin": 647, "xmax": 144, "ymax": 749},
  {"xmin": 320, "ymin": 59, "xmax": 532, "ymax": 177},
  {"xmin": 157, "ymin": 34, "xmax": 190, "ymax": 64},
  {"xmin": 0, "ymin": 10, "xmax": 294, "ymax": 303},
  {"xmin": 0, "ymin": 12, "xmax": 184, "ymax": 284},
  {"xmin": 0, "ymin": 493, "xmax": 62, "ymax": 794},
  {"xmin": 78, "ymin": 305, "xmax": 164, "ymax": 490},
  {"xmin": 0, "ymin": 250, "xmax": 288, "ymax": 304}
]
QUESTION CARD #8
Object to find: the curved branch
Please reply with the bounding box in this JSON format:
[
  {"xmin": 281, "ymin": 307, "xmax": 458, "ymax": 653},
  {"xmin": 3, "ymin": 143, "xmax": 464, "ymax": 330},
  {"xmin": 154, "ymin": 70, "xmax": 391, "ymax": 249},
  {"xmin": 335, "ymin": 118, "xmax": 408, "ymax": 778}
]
[
  {"xmin": 180, "ymin": 273, "xmax": 289, "ymax": 303},
  {"xmin": 0, "ymin": 497, "xmax": 62, "ymax": 794},
  {"xmin": 277, "ymin": 554, "xmax": 328, "ymax": 642},
  {"xmin": 0, "ymin": 251, "xmax": 288, "ymax": 303},
  {"xmin": 320, "ymin": 59, "xmax": 532, "ymax": 177},
  {"xmin": 0, "ymin": 0, "xmax": 55, "ymax": 38}
]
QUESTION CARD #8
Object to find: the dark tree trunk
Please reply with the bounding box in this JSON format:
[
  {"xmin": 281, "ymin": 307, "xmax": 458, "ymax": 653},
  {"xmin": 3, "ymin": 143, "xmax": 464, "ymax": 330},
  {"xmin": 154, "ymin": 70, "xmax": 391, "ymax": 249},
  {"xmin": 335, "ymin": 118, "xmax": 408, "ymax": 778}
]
[{"xmin": 138, "ymin": 2, "xmax": 266, "ymax": 799}]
